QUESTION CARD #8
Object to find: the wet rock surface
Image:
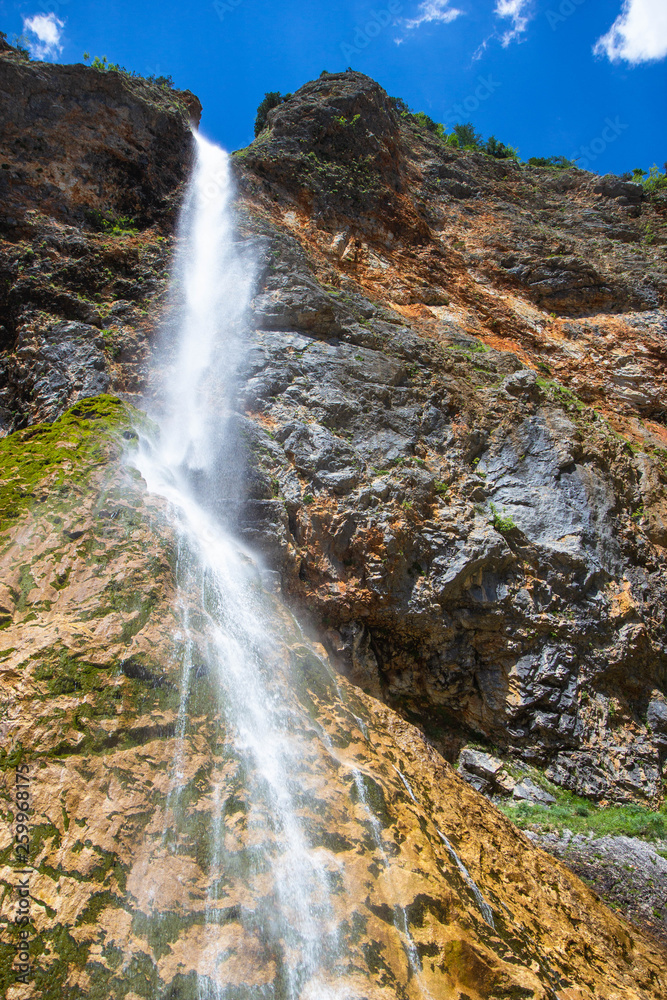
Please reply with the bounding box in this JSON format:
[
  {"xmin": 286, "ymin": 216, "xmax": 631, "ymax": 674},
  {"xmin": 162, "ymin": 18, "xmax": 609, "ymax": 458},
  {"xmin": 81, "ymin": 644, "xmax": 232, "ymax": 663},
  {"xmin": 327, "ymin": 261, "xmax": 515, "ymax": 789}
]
[{"xmin": 0, "ymin": 401, "xmax": 665, "ymax": 998}]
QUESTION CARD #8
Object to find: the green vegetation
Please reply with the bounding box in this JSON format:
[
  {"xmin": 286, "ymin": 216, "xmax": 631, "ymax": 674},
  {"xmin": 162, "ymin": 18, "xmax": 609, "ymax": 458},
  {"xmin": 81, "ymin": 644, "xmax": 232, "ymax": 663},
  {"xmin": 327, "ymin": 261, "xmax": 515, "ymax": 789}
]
[
  {"xmin": 527, "ymin": 155, "xmax": 575, "ymax": 169},
  {"xmin": 254, "ymin": 91, "xmax": 292, "ymax": 137},
  {"xmin": 391, "ymin": 102, "xmax": 520, "ymax": 160},
  {"xmin": 501, "ymin": 785, "xmax": 667, "ymax": 842},
  {"xmin": 489, "ymin": 501, "xmax": 517, "ymax": 533},
  {"xmin": 299, "ymin": 149, "xmax": 382, "ymax": 204},
  {"xmin": 333, "ymin": 113, "xmax": 361, "ymax": 128},
  {"xmin": 83, "ymin": 52, "xmax": 174, "ymax": 88},
  {"xmin": 484, "ymin": 134, "xmax": 520, "ymax": 160},
  {"xmin": 636, "ymin": 163, "xmax": 667, "ymax": 196},
  {"xmin": 3, "ymin": 30, "xmax": 30, "ymax": 59},
  {"xmin": 536, "ymin": 377, "xmax": 586, "ymax": 413},
  {"xmin": 0, "ymin": 395, "xmax": 138, "ymax": 532},
  {"xmin": 84, "ymin": 208, "xmax": 138, "ymax": 235}
]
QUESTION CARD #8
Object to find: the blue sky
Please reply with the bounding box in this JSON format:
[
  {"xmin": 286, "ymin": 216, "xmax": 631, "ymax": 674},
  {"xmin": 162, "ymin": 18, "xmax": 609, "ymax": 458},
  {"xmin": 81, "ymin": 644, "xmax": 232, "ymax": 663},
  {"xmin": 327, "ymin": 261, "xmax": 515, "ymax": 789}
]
[{"xmin": 2, "ymin": 0, "xmax": 665, "ymax": 175}]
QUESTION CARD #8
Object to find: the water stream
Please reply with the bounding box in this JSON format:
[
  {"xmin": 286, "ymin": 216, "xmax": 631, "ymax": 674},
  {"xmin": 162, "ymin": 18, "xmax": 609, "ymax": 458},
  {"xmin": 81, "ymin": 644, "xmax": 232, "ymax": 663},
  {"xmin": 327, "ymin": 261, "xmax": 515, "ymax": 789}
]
[{"xmin": 131, "ymin": 131, "xmax": 490, "ymax": 999}]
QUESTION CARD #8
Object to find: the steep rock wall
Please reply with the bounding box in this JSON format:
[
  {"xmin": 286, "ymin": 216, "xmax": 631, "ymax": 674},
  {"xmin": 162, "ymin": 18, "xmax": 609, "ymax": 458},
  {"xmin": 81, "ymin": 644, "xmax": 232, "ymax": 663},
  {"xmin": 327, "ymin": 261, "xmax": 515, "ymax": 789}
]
[{"xmin": 229, "ymin": 72, "xmax": 667, "ymax": 806}]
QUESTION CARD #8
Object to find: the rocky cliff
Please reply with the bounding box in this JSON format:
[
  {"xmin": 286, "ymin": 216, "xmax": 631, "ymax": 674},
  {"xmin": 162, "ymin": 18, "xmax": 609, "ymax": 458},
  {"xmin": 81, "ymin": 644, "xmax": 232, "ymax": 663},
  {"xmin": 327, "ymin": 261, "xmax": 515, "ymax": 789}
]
[
  {"xmin": 229, "ymin": 72, "xmax": 667, "ymax": 809},
  {"xmin": 0, "ymin": 49, "xmax": 666, "ymax": 998}
]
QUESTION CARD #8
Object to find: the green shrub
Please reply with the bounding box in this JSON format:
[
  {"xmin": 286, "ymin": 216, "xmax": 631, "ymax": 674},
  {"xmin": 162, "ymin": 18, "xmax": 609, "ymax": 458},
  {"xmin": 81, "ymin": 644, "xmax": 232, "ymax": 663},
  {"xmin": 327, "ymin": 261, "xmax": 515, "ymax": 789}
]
[
  {"xmin": 10, "ymin": 33, "xmax": 30, "ymax": 59},
  {"xmin": 527, "ymin": 155, "xmax": 574, "ymax": 169},
  {"xmin": 333, "ymin": 113, "xmax": 361, "ymax": 128},
  {"xmin": 146, "ymin": 73, "xmax": 174, "ymax": 89},
  {"xmin": 85, "ymin": 54, "xmax": 121, "ymax": 72},
  {"xmin": 641, "ymin": 164, "xmax": 667, "ymax": 196},
  {"xmin": 254, "ymin": 91, "xmax": 286, "ymax": 137},
  {"xmin": 489, "ymin": 501, "xmax": 517, "ymax": 533},
  {"xmin": 452, "ymin": 121, "xmax": 483, "ymax": 150},
  {"xmin": 412, "ymin": 111, "xmax": 440, "ymax": 134},
  {"xmin": 388, "ymin": 95, "xmax": 411, "ymax": 116},
  {"xmin": 485, "ymin": 135, "xmax": 519, "ymax": 160}
]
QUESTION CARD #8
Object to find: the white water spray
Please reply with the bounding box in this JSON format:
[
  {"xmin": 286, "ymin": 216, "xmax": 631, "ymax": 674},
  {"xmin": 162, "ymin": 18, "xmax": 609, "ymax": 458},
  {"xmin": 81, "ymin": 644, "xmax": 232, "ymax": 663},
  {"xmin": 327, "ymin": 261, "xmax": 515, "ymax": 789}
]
[{"xmin": 134, "ymin": 134, "xmax": 341, "ymax": 998}]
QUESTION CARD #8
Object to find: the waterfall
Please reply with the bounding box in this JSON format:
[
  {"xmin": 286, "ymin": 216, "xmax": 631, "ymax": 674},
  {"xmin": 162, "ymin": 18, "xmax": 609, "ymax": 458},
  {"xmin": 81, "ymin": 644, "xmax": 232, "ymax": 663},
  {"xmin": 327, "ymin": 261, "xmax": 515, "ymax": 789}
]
[
  {"xmin": 134, "ymin": 134, "xmax": 345, "ymax": 999},
  {"xmin": 129, "ymin": 132, "xmax": 459, "ymax": 1000}
]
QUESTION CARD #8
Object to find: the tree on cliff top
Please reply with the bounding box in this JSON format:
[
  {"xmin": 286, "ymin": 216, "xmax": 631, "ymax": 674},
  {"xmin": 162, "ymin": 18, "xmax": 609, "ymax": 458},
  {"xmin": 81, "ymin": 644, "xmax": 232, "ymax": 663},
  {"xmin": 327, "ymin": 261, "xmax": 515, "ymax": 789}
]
[{"xmin": 254, "ymin": 92, "xmax": 286, "ymax": 137}]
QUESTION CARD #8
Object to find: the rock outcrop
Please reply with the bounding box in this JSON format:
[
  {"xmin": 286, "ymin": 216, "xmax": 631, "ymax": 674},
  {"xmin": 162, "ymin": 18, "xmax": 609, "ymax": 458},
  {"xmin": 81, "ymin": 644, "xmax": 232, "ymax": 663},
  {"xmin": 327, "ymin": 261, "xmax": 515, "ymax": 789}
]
[
  {"xmin": 0, "ymin": 44, "xmax": 197, "ymax": 429},
  {"xmin": 227, "ymin": 71, "xmax": 667, "ymax": 808}
]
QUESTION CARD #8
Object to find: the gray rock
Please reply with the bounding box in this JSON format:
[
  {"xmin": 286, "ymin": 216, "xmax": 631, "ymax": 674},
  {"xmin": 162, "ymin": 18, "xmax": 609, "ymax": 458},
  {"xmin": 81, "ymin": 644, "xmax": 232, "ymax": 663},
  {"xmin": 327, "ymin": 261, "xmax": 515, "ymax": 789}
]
[
  {"xmin": 592, "ymin": 175, "xmax": 643, "ymax": 205},
  {"xmin": 647, "ymin": 698, "xmax": 667, "ymax": 745},
  {"xmin": 528, "ymin": 830, "xmax": 667, "ymax": 945},
  {"xmin": 15, "ymin": 320, "xmax": 110, "ymax": 423},
  {"xmin": 501, "ymin": 369, "xmax": 537, "ymax": 398},
  {"xmin": 458, "ymin": 748, "xmax": 504, "ymax": 782},
  {"xmin": 512, "ymin": 778, "xmax": 556, "ymax": 804}
]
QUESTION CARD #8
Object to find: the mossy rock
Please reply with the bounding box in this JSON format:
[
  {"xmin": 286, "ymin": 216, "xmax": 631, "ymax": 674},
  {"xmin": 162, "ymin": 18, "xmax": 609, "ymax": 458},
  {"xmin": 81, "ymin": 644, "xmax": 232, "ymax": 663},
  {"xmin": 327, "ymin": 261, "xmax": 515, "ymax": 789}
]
[{"xmin": 0, "ymin": 395, "xmax": 146, "ymax": 534}]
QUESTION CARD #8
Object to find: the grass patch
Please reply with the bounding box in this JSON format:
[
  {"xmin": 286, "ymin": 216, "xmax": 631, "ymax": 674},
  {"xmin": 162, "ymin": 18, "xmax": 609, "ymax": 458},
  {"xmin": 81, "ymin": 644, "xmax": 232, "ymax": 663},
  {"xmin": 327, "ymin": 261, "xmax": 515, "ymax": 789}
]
[{"xmin": 500, "ymin": 787, "xmax": 667, "ymax": 841}]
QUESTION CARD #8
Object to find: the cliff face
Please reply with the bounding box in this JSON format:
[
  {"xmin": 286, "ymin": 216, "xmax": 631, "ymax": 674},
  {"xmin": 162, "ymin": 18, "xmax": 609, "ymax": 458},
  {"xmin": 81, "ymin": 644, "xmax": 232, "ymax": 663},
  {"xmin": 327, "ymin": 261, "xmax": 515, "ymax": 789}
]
[
  {"xmin": 229, "ymin": 72, "xmax": 667, "ymax": 807},
  {"xmin": 0, "ymin": 55, "xmax": 666, "ymax": 998},
  {"xmin": 0, "ymin": 46, "xmax": 199, "ymax": 427}
]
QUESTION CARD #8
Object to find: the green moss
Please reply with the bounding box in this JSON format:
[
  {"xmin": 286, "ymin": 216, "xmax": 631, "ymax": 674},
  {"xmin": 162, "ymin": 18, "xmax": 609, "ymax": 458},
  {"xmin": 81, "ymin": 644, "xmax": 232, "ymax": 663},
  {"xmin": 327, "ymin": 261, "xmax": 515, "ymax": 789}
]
[
  {"xmin": 535, "ymin": 377, "xmax": 586, "ymax": 413},
  {"xmin": 0, "ymin": 396, "xmax": 142, "ymax": 533}
]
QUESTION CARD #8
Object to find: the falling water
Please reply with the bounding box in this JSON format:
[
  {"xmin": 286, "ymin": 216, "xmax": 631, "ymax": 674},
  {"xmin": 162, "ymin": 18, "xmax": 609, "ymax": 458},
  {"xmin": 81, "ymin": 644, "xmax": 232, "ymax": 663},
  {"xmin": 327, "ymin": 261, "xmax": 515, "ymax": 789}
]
[
  {"xmin": 130, "ymin": 131, "xmax": 486, "ymax": 999},
  {"xmin": 134, "ymin": 134, "xmax": 345, "ymax": 998}
]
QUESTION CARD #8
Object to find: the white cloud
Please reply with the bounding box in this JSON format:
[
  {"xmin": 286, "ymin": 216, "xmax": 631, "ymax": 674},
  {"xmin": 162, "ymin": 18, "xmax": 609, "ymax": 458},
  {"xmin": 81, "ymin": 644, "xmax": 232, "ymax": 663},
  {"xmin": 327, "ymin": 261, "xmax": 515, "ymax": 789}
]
[
  {"xmin": 22, "ymin": 13, "xmax": 64, "ymax": 61},
  {"xmin": 396, "ymin": 0, "xmax": 464, "ymax": 40},
  {"xmin": 494, "ymin": 0, "xmax": 531, "ymax": 46},
  {"xmin": 594, "ymin": 0, "xmax": 667, "ymax": 64}
]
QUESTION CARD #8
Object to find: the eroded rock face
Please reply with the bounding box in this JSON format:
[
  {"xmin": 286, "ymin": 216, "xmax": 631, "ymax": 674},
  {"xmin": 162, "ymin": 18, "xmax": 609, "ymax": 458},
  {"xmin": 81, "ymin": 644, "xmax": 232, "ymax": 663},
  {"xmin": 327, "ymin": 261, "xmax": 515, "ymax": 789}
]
[
  {"xmin": 224, "ymin": 221, "xmax": 666, "ymax": 805},
  {"xmin": 0, "ymin": 46, "xmax": 198, "ymax": 433},
  {"xmin": 0, "ymin": 47, "xmax": 200, "ymax": 229},
  {"xmin": 0, "ymin": 400, "xmax": 665, "ymax": 999}
]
